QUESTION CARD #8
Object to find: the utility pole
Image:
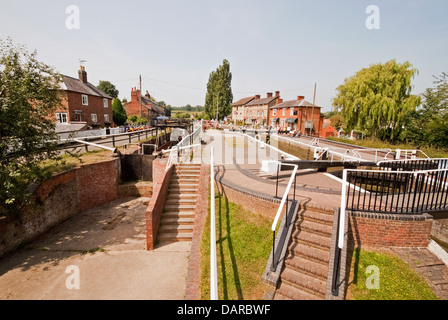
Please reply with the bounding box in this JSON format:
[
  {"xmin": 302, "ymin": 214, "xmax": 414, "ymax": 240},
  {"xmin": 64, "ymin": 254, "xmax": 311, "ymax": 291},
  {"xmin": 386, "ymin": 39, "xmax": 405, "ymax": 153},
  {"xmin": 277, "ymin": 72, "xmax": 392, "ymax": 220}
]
[{"xmin": 139, "ymin": 75, "xmax": 143, "ymax": 118}]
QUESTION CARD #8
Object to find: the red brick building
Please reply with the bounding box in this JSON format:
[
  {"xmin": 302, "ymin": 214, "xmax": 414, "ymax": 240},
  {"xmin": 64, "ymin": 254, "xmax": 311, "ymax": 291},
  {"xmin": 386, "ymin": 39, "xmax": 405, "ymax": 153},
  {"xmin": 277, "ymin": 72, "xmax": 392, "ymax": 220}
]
[
  {"xmin": 55, "ymin": 66, "xmax": 113, "ymax": 132},
  {"xmin": 269, "ymin": 96, "xmax": 324, "ymax": 137},
  {"xmin": 123, "ymin": 88, "xmax": 165, "ymax": 124}
]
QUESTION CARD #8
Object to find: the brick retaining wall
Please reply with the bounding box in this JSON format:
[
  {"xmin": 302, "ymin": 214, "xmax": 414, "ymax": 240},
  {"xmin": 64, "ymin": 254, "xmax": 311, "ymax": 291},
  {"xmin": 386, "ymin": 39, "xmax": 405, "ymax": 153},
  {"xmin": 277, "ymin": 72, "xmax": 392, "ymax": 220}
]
[
  {"xmin": 348, "ymin": 211, "xmax": 434, "ymax": 248},
  {"xmin": 145, "ymin": 160, "xmax": 173, "ymax": 250},
  {"xmin": 0, "ymin": 157, "xmax": 121, "ymax": 258}
]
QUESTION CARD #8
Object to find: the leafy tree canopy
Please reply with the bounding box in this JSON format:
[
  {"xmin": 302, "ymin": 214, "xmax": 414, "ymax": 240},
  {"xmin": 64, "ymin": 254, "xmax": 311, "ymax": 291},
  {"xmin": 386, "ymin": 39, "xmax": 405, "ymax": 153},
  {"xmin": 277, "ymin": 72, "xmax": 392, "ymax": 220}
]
[
  {"xmin": 97, "ymin": 80, "xmax": 119, "ymax": 99},
  {"xmin": 333, "ymin": 59, "xmax": 421, "ymax": 141},
  {"xmin": 112, "ymin": 98, "xmax": 127, "ymax": 126},
  {"xmin": 0, "ymin": 38, "xmax": 63, "ymax": 215}
]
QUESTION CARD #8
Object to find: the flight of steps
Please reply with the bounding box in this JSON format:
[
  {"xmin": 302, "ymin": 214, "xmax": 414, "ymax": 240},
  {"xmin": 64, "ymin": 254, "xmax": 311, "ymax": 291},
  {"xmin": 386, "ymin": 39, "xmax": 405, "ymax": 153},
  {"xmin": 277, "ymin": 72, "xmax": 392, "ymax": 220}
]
[
  {"xmin": 157, "ymin": 164, "xmax": 201, "ymax": 243},
  {"xmin": 274, "ymin": 208, "xmax": 334, "ymax": 300}
]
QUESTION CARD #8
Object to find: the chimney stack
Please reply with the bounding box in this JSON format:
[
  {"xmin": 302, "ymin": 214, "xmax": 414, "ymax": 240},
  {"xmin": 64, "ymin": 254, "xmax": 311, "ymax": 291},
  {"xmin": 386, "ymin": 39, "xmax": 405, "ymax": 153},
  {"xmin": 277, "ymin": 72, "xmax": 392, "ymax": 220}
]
[
  {"xmin": 275, "ymin": 91, "xmax": 280, "ymax": 97},
  {"xmin": 255, "ymin": 94, "xmax": 261, "ymax": 100},
  {"xmin": 78, "ymin": 66, "xmax": 87, "ymax": 83},
  {"xmin": 131, "ymin": 87, "xmax": 141, "ymax": 102},
  {"xmin": 277, "ymin": 98, "xmax": 284, "ymax": 105},
  {"xmin": 267, "ymin": 92, "xmax": 273, "ymax": 98},
  {"xmin": 297, "ymin": 96, "xmax": 305, "ymax": 101}
]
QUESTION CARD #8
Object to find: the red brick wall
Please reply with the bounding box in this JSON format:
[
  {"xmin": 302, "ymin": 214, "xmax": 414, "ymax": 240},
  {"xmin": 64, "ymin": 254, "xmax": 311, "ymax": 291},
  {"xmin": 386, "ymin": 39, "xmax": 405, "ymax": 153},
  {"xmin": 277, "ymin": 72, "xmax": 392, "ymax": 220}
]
[
  {"xmin": 349, "ymin": 212, "xmax": 433, "ymax": 248},
  {"xmin": 0, "ymin": 158, "xmax": 120, "ymax": 258},
  {"xmin": 217, "ymin": 183, "xmax": 280, "ymax": 220},
  {"xmin": 145, "ymin": 163, "xmax": 173, "ymax": 250},
  {"xmin": 76, "ymin": 159, "xmax": 120, "ymax": 212}
]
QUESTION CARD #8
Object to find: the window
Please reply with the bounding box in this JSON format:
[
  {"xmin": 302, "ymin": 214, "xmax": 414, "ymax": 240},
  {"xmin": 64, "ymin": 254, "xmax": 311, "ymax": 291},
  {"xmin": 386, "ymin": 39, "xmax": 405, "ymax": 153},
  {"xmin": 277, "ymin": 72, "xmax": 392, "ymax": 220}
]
[
  {"xmin": 82, "ymin": 94, "xmax": 88, "ymax": 106},
  {"xmin": 282, "ymin": 108, "xmax": 286, "ymax": 116},
  {"xmin": 103, "ymin": 98, "xmax": 109, "ymax": 108},
  {"xmin": 56, "ymin": 112, "xmax": 68, "ymax": 123},
  {"xmin": 273, "ymin": 109, "xmax": 277, "ymax": 116},
  {"xmin": 104, "ymin": 114, "xmax": 110, "ymax": 123},
  {"xmin": 91, "ymin": 114, "xmax": 97, "ymax": 123},
  {"xmin": 290, "ymin": 107, "xmax": 294, "ymax": 115}
]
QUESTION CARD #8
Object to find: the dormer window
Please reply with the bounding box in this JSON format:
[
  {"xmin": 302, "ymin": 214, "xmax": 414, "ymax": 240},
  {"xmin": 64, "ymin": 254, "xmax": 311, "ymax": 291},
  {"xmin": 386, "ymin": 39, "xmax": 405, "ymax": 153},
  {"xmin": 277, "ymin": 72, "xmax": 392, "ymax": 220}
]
[{"xmin": 82, "ymin": 94, "xmax": 88, "ymax": 106}]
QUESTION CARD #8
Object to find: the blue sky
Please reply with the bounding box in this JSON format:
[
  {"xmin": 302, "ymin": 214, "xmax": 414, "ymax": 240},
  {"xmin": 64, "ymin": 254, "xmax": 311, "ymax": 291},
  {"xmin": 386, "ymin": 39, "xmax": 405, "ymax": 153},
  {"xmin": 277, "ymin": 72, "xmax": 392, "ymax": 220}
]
[{"xmin": 0, "ymin": 0, "xmax": 447, "ymax": 112}]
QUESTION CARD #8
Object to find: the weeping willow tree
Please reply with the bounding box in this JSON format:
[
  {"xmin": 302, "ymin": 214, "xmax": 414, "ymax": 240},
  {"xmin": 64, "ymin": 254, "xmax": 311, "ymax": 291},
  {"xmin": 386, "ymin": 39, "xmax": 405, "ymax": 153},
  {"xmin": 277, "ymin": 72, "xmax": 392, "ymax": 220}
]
[{"xmin": 333, "ymin": 60, "xmax": 421, "ymax": 141}]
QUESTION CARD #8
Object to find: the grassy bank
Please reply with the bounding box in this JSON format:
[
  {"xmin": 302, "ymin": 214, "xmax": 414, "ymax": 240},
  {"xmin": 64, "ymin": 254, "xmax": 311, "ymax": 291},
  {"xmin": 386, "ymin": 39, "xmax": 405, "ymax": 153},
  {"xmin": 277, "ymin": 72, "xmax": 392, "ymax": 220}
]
[
  {"xmin": 347, "ymin": 248, "xmax": 438, "ymax": 300},
  {"xmin": 200, "ymin": 192, "xmax": 272, "ymax": 300},
  {"xmin": 327, "ymin": 137, "xmax": 448, "ymax": 158}
]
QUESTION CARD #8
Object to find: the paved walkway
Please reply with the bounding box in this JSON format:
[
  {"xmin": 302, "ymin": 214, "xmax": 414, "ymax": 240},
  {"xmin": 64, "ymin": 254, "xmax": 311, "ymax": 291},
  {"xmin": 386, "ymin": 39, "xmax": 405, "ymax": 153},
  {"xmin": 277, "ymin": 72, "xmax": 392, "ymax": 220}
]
[{"xmin": 0, "ymin": 197, "xmax": 191, "ymax": 300}]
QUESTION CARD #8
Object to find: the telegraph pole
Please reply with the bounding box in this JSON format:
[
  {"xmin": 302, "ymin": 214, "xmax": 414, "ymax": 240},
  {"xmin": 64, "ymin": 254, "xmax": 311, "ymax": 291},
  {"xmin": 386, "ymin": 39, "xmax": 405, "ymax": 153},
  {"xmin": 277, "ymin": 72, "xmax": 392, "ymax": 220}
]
[{"xmin": 216, "ymin": 92, "xmax": 220, "ymax": 121}]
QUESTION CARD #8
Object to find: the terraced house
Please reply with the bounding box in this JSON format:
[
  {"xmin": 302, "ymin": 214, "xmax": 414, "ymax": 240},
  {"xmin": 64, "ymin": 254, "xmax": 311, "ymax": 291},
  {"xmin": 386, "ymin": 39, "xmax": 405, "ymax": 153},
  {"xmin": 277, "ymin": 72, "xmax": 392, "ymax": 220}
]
[
  {"xmin": 232, "ymin": 92, "xmax": 281, "ymax": 126},
  {"xmin": 55, "ymin": 66, "xmax": 113, "ymax": 133}
]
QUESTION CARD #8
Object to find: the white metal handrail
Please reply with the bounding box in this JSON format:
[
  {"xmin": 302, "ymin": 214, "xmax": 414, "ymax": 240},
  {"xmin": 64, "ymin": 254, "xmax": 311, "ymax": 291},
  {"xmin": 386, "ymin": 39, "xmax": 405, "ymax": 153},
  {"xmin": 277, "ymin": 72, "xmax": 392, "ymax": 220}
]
[
  {"xmin": 210, "ymin": 146, "xmax": 218, "ymax": 300},
  {"xmin": 165, "ymin": 125, "xmax": 202, "ymax": 170},
  {"xmin": 271, "ymin": 162, "xmax": 298, "ymax": 232},
  {"xmin": 73, "ymin": 138, "xmax": 118, "ymax": 153}
]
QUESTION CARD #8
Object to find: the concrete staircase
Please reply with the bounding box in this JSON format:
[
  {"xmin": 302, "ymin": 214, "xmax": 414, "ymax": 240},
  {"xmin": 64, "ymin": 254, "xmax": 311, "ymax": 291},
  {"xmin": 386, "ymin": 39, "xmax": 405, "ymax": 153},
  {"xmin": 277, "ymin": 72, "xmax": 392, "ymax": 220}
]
[
  {"xmin": 157, "ymin": 164, "xmax": 201, "ymax": 243},
  {"xmin": 274, "ymin": 208, "xmax": 334, "ymax": 300}
]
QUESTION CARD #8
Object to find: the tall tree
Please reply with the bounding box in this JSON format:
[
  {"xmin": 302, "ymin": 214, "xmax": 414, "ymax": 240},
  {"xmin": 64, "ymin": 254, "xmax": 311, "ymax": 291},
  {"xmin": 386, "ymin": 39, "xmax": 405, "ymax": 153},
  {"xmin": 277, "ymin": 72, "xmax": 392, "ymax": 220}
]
[
  {"xmin": 333, "ymin": 59, "xmax": 421, "ymax": 141},
  {"xmin": 204, "ymin": 59, "xmax": 233, "ymax": 120},
  {"xmin": 0, "ymin": 38, "xmax": 63, "ymax": 215},
  {"xmin": 112, "ymin": 98, "xmax": 127, "ymax": 126},
  {"xmin": 400, "ymin": 72, "xmax": 448, "ymax": 147},
  {"xmin": 97, "ymin": 80, "xmax": 119, "ymax": 99}
]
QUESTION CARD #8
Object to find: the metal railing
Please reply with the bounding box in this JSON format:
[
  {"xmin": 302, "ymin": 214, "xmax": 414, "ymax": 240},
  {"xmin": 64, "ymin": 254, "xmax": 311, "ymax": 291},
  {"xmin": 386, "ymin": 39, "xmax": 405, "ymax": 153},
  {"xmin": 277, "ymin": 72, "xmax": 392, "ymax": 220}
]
[
  {"xmin": 210, "ymin": 146, "xmax": 218, "ymax": 300},
  {"xmin": 164, "ymin": 124, "xmax": 202, "ymax": 170},
  {"xmin": 267, "ymin": 161, "xmax": 298, "ymax": 272},
  {"xmin": 332, "ymin": 165, "xmax": 448, "ymax": 296}
]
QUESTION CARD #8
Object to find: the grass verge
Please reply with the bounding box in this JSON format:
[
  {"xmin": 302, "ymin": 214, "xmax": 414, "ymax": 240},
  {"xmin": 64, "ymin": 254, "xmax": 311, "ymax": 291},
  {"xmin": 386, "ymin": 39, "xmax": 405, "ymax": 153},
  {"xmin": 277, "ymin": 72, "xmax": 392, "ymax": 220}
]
[
  {"xmin": 347, "ymin": 248, "xmax": 439, "ymax": 300},
  {"xmin": 327, "ymin": 137, "xmax": 448, "ymax": 158},
  {"xmin": 200, "ymin": 192, "xmax": 272, "ymax": 300}
]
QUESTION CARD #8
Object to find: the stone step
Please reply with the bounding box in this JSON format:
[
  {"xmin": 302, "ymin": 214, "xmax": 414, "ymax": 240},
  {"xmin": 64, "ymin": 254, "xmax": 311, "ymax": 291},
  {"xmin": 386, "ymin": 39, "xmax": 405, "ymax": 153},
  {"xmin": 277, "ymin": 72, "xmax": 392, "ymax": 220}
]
[
  {"xmin": 165, "ymin": 198, "xmax": 197, "ymax": 205},
  {"xmin": 287, "ymin": 242, "xmax": 330, "ymax": 265},
  {"xmin": 172, "ymin": 174, "xmax": 200, "ymax": 179},
  {"xmin": 169, "ymin": 182, "xmax": 199, "ymax": 188},
  {"xmin": 171, "ymin": 178, "xmax": 199, "ymax": 183},
  {"xmin": 297, "ymin": 210, "xmax": 334, "ymax": 226},
  {"xmin": 157, "ymin": 232, "xmax": 193, "ymax": 242},
  {"xmin": 294, "ymin": 220, "xmax": 333, "ymax": 238},
  {"xmin": 163, "ymin": 211, "xmax": 195, "ymax": 219},
  {"xmin": 275, "ymin": 282, "xmax": 322, "ymax": 300},
  {"xmin": 280, "ymin": 268, "xmax": 326, "ymax": 299},
  {"xmin": 160, "ymin": 217, "xmax": 195, "ymax": 226},
  {"xmin": 291, "ymin": 229, "xmax": 332, "ymax": 251},
  {"xmin": 158, "ymin": 224, "xmax": 194, "ymax": 233},
  {"xmin": 166, "ymin": 193, "xmax": 198, "ymax": 200},
  {"xmin": 169, "ymin": 187, "xmax": 199, "ymax": 194},
  {"xmin": 284, "ymin": 255, "xmax": 329, "ymax": 281},
  {"xmin": 164, "ymin": 204, "xmax": 196, "ymax": 211}
]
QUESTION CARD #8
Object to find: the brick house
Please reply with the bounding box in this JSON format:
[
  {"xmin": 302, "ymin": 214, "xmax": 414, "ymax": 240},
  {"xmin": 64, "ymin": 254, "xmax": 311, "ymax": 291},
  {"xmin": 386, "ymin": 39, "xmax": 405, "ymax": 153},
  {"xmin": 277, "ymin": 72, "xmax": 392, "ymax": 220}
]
[
  {"xmin": 55, "ymin": 66, "xmax": 113, "ymax": 132},
  {"xmin": 241, "ymin": 91, "xmax": 281, "ymax": 126},
  {"xmin": 231, "ymin": 96, "xmax": 255, "ymax": 124},
  {"xmin": 123, "ymin": 88, "xmax": 165, "ymax": 124},
  {"xmin": 269, "ymin": 96, "xmax": 324, "ymax": 136}
]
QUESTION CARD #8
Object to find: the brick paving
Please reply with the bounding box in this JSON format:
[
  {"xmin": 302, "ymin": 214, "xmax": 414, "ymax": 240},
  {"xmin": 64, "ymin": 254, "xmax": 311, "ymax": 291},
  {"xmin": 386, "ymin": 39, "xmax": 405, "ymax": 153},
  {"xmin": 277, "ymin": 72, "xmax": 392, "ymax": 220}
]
[{"xmin": 391, "ymin": 247, "xmax": 448, "ymax": 300}]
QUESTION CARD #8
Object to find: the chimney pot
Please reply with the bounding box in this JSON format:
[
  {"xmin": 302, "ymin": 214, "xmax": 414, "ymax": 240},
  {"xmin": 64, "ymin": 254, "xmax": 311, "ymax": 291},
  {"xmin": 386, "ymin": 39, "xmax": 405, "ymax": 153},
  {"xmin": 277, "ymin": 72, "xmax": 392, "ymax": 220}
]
[{"xmin": 78, "ymin": 67, "xmax": 88, "ymax": 83}]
